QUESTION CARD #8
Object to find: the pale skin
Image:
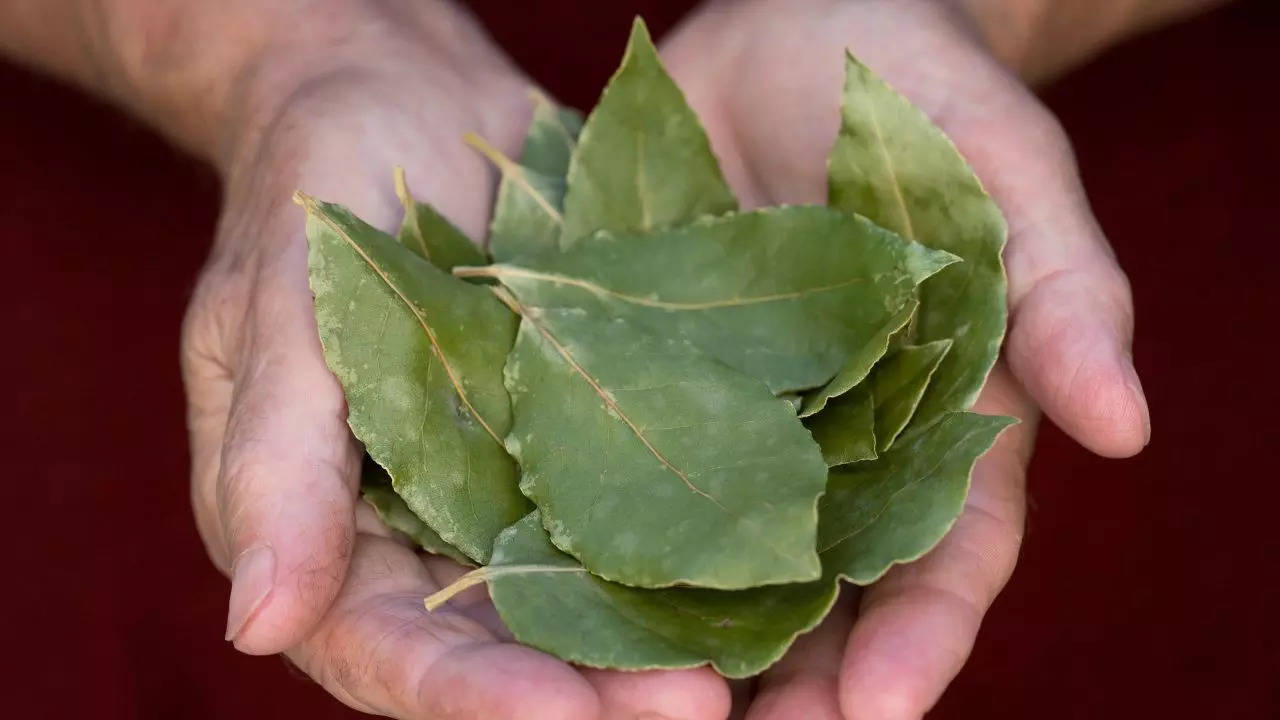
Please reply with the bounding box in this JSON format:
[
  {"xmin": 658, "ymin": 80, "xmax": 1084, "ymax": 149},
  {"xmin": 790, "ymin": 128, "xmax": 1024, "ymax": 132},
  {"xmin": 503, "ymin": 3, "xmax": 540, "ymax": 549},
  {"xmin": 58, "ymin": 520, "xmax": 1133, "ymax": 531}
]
[{"xmin": 0, "ymin": 0, "xmax": 1220, "ymax": 717}]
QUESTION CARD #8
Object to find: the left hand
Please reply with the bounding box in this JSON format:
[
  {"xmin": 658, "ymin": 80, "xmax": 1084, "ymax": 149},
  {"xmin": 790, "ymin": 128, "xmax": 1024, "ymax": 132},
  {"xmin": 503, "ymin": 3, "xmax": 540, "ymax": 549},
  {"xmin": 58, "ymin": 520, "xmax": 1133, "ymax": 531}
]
[{"xmin": 661, "ymin": 0, "xmax": 1149, "ymax": 717}]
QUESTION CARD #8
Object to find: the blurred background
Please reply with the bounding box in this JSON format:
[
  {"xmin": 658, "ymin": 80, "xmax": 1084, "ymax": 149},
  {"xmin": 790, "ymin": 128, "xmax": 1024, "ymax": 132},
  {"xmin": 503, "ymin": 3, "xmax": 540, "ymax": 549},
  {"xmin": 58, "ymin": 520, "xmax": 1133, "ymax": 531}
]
[{"xmin": 3, "ymin": 1, "xmax": 1276, "ymax": 717}]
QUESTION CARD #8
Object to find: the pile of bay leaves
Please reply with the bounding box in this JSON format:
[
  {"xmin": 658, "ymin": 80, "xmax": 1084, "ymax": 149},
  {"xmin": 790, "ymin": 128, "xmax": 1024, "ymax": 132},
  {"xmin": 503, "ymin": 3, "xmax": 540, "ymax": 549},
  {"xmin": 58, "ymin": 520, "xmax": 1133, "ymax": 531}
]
[{"xmin": 300, "ymin": 19, "xmax": 1015, "ymax": 677}]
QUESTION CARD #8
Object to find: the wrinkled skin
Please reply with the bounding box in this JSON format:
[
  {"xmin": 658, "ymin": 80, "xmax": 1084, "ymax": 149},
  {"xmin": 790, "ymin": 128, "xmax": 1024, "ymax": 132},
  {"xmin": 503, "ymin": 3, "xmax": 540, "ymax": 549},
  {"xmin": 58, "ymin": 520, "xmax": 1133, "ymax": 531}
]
[{"xmin": 180, "ymin": 1, "xmax": 1148, "ymax": 718}]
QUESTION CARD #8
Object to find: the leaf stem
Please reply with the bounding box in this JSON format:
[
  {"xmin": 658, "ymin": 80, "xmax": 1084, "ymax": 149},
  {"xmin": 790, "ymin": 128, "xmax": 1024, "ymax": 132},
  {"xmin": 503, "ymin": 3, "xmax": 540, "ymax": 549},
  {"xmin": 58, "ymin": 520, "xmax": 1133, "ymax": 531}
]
[
  {"xmin": 424, "ymin": 564, "xmax": 587, "ymax": 611},
  {"xmin": 451, "ymin": 265, "xmax": 498, "ymax": 280},
  {"xmin": 462, "ymin": 132, "xmax": 563, "ymax": 223}
]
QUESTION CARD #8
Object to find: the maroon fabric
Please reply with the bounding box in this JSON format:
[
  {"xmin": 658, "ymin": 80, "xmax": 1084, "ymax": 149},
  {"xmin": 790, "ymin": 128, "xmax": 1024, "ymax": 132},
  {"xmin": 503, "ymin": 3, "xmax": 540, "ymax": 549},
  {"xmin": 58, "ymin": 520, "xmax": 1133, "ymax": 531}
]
[{"xmin": 3, "ymin": 2, "xmax": 1276, "ymax": 717}]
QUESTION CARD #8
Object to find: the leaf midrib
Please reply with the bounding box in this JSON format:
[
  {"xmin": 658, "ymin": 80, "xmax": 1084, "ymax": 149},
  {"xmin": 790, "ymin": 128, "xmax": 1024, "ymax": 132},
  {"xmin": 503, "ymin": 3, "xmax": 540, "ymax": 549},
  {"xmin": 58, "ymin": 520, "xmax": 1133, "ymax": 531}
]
[
  {"xmin": 305, "ymin": 197, "xmax": 505, "ymax": 447},
  {"xmin": 477, "ymin": 266, "xmax": 867, "ymax": 310}
]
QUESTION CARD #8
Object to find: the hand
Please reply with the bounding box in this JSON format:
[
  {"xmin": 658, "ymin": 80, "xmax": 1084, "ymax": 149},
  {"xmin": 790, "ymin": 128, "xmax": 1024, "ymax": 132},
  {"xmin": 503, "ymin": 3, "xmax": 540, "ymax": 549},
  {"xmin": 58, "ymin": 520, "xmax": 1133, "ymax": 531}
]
[
  {"xmin": 181, "ymin": 4, "xmax": 731, "ymax": 717},
  {"xmin": 661, "ymin": 0, "xmax": 1150, "ymax": 717}
]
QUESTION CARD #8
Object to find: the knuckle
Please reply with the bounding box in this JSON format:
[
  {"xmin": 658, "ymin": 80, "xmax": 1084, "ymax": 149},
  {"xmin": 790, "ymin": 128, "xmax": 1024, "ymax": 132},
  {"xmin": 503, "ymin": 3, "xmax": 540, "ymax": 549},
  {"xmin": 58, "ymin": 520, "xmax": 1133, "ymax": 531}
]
[{"xmin": 181, "ymin": 251, "xmax": 255, "ymax": 376}]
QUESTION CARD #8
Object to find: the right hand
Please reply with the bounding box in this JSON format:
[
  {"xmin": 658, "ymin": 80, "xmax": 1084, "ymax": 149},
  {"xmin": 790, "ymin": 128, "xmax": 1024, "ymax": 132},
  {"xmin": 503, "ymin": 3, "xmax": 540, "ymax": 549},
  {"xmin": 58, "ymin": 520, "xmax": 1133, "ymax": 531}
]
[{"xmin": 180, "ymin": 3, "xmax": 731, "ymax": 717}]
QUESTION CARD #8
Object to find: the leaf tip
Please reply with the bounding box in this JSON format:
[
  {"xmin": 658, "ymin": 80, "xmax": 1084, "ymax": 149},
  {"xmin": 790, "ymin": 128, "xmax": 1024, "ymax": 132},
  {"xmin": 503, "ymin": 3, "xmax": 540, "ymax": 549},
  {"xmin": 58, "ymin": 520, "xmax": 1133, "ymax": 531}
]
[
  {"xmin": 625, "ymin": 16, "xmax": 657, "ymax": 59},
  {"xmin": 292, "ymin": 190, "xmax": 317, "ymax": 213},
  {"xmin": 392, "ymin": 165, "xmax": 411, "ymax": 207},
  {"xmin": 526, "ymin": 85, "xmax": 552, "ymax": 108}
]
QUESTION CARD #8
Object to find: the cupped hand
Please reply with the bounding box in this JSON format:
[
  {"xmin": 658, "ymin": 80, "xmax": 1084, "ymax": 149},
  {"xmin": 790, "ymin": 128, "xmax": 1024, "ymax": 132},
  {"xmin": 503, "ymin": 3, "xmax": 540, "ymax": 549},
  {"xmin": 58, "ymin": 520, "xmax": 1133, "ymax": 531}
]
[
  {"xmin": 180, "ymin": 4, "xmax": 730, "ymax": 717},
  {"xmin": 661, "ymin": 0, "xmax": 1149, "ymax": 717}
]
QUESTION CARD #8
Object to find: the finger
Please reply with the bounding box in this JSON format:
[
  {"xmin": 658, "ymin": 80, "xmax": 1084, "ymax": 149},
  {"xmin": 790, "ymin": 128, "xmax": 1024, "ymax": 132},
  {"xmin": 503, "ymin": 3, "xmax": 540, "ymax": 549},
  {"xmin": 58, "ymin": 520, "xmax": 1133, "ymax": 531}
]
[
  {"xmin": 745, "ymin": 591, "xmax": 856, "ymax": 720},
  {"xmin": 288, "ymin": 535, "xmax": 602, "ymax": 720},
  {"xmin": 581, "ymin": 666, "xmax": 732, "ymax": 720},
  {"xmin": 943, "ymin": 86, "xmax": 1150, "ymax": 457},
  {"xmin": 216, "ymin": 236, "xmax": 362, "ymax": 655},
  {"xmin": 838, "ymin": 365, "xmax": 1038, "ymax": 720},
  {"xmin": 181, "ymin": 272, "xmax": 237, "ymax": 570}
]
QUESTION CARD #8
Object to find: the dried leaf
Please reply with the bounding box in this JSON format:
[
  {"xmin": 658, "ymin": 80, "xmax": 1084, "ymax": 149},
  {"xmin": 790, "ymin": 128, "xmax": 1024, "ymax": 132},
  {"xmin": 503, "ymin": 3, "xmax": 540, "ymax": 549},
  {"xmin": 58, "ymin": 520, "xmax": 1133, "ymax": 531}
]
[
  {"xmin": 818, "ymin": 412, "xmax": 1016, "ymax": 584},
  {"xmin": 474, "ymin": 132, "xmax": 569, "ymax": 264},
  {"xmin": 829, "ymin": 53, "xmax": 1008, "ymax": 426},
  {"xmin": 393, "ymin": 167, "xmax": 486, "ymax": 271},
  {"xmin": 361, "ymin": 461, "xmax": 472, "ymax": 565},
  {"xmin": 475, "ymin": 207, "xmax": 955, "ymax": 395},
  {"xmin": 431, "ymin": 512, "xmax": 839, "ymax": 678},
  {"xmin": 561, "ymin": 18, "xmax": 737, "ymax": 246},
  {"xmin": 804, "ymin": 384, "xmax": 877, "ymax": 467},
  {"xmin": 798, "ymin": 299, "xmax": 917, "ymax": 416},
  {"xmin": 302, "ymin": 195, "xmax": 529, "ymax": 563},
  {"xmin": 521, "ymin": 90, "xmax": 583, "ymax": 177},
  {"xmin": 500, "ymin": 299, "xmax": 826, "ymax": 589},
  {"xmin": 868, "ymin": 340, "xmax": 952, "ymax": 452}
]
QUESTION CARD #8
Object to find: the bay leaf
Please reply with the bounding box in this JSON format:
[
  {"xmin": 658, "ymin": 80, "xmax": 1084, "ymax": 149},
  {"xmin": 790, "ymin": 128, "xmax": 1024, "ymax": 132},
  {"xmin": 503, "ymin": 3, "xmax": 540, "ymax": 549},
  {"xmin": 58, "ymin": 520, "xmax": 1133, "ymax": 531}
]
[
  {"xmin": 429, "ymin": 512, "xmax": 839, "ymax": 679},
  {"xmin": 500, "ymin": 298, "xmax": 826, "ymax": 589},
  {"xmin": 425, "ymin": 414, "xmax": 1013, "ymax": 674},
  {"xmin": 520, "ymin": 90, "xmax": 583, "ymax": 177},
  {"xmin": 481, "ymin": 94, "xmax": 582, "ymax": 263},
  {"xmin": 560, "ymin": 18, "xmax": 737, "ymax": 246},
  {"xmin": 393, "ymin": 167, "xmax": 487, "ymax": 271},
  {"xmin": 818, "ymin": 411, "xmax": 1016, "ymax": 584},
  {"xmin": 828, "ymin": 52, "xmax": 1008, "ymax": 426},
  {"xmin": 804, "ymin": 383, "xmax": 877, "ymax": 467},
  {"xmin": 868, "ymin": 339, "xmax": 952, "ymax": 453},
  {"xmin": 472, "ymin": 132, "xmax": 569, "ymax": 264},
  {"xmin": 301, "ymin": 194, "xmax": 529, "ymax": 563},
  {"xmin": 472, "ymin": 207, "xmax": 956, "ymax": 395},
  {"xmin": 798, "ymin": 298, "xmax": 917, "ymax": 416},
  {"xmin": 361, "ymin": 461, "xmax": 472, "ymax": 565}
]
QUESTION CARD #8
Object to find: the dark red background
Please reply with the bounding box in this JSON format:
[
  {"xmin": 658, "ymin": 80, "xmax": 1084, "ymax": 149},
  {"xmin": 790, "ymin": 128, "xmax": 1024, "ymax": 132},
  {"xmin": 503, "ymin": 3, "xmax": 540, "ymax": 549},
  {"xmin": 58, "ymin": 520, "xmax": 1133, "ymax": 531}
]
[{"xmin": 4, "ymin": 2, "xmax": 1276, "ymax": 717}]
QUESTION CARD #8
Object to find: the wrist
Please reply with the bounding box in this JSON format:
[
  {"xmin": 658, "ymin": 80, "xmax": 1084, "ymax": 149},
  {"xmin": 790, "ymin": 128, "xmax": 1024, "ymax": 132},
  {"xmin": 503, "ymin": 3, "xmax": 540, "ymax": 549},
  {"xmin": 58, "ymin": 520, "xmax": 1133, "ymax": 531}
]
[
  {"xmin": 92, "ymin": 1, "xmax": 521, "ymax": 170},
  {"xmin": 943, "ymin": 0, "xmax": 1225, "ymax": 83}
]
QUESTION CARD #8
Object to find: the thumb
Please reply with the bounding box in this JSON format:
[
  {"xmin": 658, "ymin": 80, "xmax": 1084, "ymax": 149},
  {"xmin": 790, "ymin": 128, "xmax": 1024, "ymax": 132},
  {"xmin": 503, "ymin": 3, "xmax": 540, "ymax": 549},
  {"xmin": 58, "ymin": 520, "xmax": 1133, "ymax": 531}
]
[
  {"xmin": 958, "ymin": 95, "xmax": 1150, "ymax": 457},
  {"xmin": 217, "ymin": 239, "xmax": 361, "ymax": 654}
]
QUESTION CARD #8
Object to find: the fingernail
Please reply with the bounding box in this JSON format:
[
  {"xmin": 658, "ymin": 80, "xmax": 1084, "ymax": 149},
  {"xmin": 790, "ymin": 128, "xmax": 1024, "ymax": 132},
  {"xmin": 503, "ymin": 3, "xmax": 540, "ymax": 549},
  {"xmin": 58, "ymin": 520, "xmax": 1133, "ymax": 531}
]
[
  {"xmin": 1122, "ymin": 355, "xmax": 1151, "ymax": 446},
  {"xmin": 225, "ymin": 545, "xmax": 275, "ymax": 642}
]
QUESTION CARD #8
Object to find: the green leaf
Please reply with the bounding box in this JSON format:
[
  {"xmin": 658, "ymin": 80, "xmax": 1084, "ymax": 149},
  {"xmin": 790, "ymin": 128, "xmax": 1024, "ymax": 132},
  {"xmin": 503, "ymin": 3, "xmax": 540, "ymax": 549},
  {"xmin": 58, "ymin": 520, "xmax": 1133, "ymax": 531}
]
[
  {"xmin": 393, "ymin": 167, "xmax": 487, "ymax": 271},
  {"xmin": 521, "ymin": 90, "xmax": 583, "ymax": 177},
  {"xmin": 472, "ymin": 207, "xmax": 956, "ymax": 395},
  {"xmin": 818, "ymin": 411, "xmax": 1016, "ymax": 584},
  {"xmin": 561, "ymin": 18, "xmax": 737, "ymax": 246},
  {"xmin": 473, "ymin": 133, "xmax": 570, "ymax": 264},
  {"xmin": 868, "ymin": 340, "xmax": 952, "ymax": 452},
  {"xmin": 798, "ymin": 298, "xmax": 917, "ymax": 417},
  {"xmin": 500, "ymin": 297, "xmax": 826, "ymax": 589},
  {"xmin": 804, "ymin": 383, "xmax": 877, "ymax": 467},
  {"xmin": 829, "ymin": 52, "xmax": 1008, "ymax": 426},
  {"xmin": 430, "ymin": 512, "xmax": 839, "ymax": 679},
  {"xmin": 360, "ymin": 462, "xmax": 472, "ymax": 565},
  {"xmin": 301, "ymin": 194, "xmax": 529, "ymax": 563},
  {"xmin": 482, "ymin": 94, "xmax": 582, "ymax": 263}
]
